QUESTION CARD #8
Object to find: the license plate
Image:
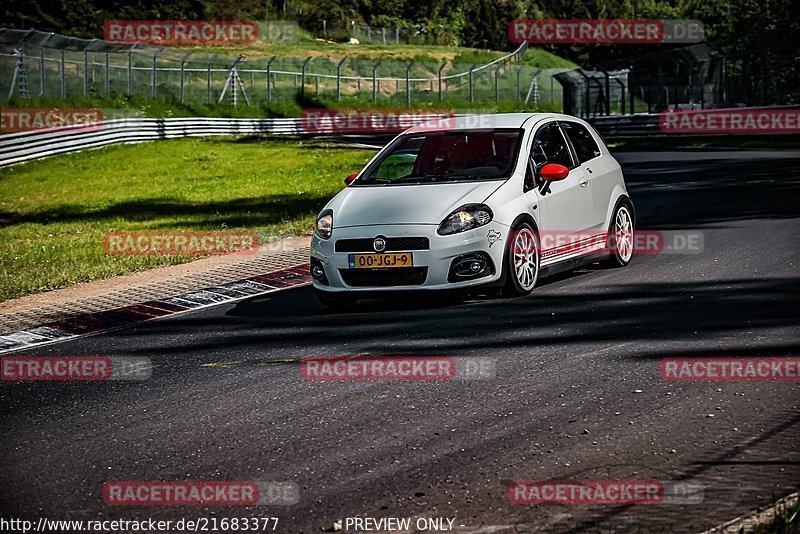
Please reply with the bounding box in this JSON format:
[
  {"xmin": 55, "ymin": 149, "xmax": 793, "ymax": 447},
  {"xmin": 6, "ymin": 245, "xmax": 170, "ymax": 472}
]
[{"xmin": 349, "ymin": 252, "xmax": 413, "ymax": 269}]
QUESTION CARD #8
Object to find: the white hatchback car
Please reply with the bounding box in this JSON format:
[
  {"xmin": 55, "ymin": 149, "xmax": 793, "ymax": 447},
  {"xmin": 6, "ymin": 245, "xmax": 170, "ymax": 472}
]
[{"xmin": 310, "ymin": 113, "xmax": 634, "ymax": 307}]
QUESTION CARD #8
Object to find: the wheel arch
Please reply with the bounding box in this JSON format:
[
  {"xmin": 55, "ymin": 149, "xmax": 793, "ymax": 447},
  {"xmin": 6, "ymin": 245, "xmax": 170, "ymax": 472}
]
[
  {"xmin": 496, "ymin": 213, "xmax": 540, "ymax": 288},
  {"xmin": 606, "ymin": 193, "xmax": 635, "ymax": 230}
]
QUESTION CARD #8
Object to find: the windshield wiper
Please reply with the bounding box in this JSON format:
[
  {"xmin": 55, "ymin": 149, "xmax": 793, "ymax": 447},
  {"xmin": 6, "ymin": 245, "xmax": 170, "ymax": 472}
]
[{"xmin": 393, "ymin": 174, "xmax": 472, "ymax": 183}]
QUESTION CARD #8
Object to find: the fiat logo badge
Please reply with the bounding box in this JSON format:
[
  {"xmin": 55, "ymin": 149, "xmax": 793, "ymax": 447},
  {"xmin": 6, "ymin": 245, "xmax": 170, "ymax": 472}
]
[{"xmin": 373, "ymin": 237, "xmax": 386, "ymax": 252}]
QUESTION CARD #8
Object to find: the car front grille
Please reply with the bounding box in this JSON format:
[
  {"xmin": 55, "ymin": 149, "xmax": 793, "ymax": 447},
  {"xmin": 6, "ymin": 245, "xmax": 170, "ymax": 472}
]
[
  {"xmin": 338, "ymin": 267, "xmax": 428, "ymax": 287},
  {"xmin": 335, "ymin": 237, "xmax": 430, "ymax": 253}
]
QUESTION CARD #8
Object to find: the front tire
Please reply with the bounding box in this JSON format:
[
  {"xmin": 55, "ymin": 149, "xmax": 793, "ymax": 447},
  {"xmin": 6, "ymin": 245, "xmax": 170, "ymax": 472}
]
[
  {"xmin": 602, "ymin": 203, "xmax": 634, "ymax": 267},
  {"xmin": 502, "ymin": 223, "xmax": 540, "ymax": 297}
]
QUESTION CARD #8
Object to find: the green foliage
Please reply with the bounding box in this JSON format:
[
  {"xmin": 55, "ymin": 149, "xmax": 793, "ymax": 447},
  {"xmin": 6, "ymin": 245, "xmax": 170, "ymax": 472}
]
[{"xmin": 1, "ymin": 0, "xmax": 795, "ymax": 102}]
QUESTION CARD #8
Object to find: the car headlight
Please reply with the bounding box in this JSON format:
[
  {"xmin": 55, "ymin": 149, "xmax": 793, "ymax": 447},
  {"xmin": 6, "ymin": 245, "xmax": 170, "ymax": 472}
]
[
  {"xmin": 315, "ymin": 209, "xmax": 333, "ymax": 239},
  {"xmin": 437, "ymin": 204, "xmax": 493, "ymax": 235}
]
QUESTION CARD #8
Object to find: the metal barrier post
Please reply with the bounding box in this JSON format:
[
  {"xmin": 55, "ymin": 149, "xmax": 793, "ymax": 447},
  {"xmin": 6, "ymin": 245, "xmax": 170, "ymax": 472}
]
[
  {"xmin": 406, "ymin": 62, "xmax": 412, "ymax": 106},
  {"xmin": 83, "ymin": 49, "xmax": 89, "ymax": 95},
  {"xmin": 127, "ymin": 48, "xmax": 132, "ymax": 94},
  {"xmin": 438, "ymin": 63, "xmax": 446, "ymax": 102},
  {"xmin": 60, "ymin": 48, "xmax": 65, "ymax": 98},
  {"xmin": 469, "ymin": 65, "xmax": 476, "ymax": 103},
  {"xmin": 179, "ymin": 52, "xmax": 191, "ymax": 103},
  {"xmin": 372, "ymin": 61, "xmax": 380, "ymax": 103},
  {"xmin": 104, "ymin": 51, "xmax": 110, "ymax": 94},
  {"xmin": 39, "ymin": 46, "xmax": 45, "ymax": 96},
  {"xmin": 266, "ymin": 56, "xmax": 276, "ymax": 103},
  {"xmin": 301, "ymin": 56, "xmax": 311, "ymax": 98},
  {"xmin": 151, "ymin": 53, "xmax": 157, "ymax": 98},
  {"xmin": 336, "ymin": 58, "xmax": 346, "ymax": 100}
]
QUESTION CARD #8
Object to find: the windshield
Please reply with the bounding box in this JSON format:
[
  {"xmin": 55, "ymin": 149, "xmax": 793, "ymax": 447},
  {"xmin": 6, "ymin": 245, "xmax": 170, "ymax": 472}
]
[{"xmin": 355, "ymin": 128, "xmax": 523, "ymax": 185}]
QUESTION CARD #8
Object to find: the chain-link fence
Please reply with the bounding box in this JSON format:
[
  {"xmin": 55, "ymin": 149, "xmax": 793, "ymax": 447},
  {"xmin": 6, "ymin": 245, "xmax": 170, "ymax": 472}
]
[
  {"xmin": 0, "ymin": 28, "xmax": 570, "ymax": 110},
  {"xmin": 555, "ymin": 43, "xmax": 784, "ymax": 118}
]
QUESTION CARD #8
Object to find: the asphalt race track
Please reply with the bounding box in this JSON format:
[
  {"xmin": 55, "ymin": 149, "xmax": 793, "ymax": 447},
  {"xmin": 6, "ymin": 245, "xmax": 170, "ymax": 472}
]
[{"xmin": 1, "ymin": 149, "xmax": 798, "ymax": 533}]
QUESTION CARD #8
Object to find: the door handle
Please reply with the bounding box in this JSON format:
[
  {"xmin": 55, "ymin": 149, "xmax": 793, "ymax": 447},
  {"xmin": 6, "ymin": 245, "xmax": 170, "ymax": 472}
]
[{"xmin": 579, "ymin": 178, "xmax": 588, "ymax": 187}]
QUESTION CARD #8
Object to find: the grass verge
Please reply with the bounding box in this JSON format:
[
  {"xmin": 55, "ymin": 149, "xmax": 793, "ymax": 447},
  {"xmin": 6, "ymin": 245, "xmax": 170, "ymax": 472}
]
[{"xmin": 0, "ymin": 137, "xmax": 376, "ymax": 302}]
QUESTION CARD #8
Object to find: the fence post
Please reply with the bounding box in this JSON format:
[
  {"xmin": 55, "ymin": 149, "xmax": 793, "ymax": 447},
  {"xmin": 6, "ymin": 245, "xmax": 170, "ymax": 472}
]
[
  {"xmin": 39, "ymin": 46, "xmax": 45, "ymax": 96},
  {"xmin": 628, "ymin": 68, "xmax": 635, "ymax": 114},
  {"xmin": 266, "ymin": 56, "xmax": 276, "ymax": 103},
  {"xmin": 104, "ymin": 51, "xmax": 110, "ymax": 94},
  {"xmin": 83, "ymin": 49, "xmax": 89, "ymax": 95},
  {"xmin": 614, "ymin": 78, "xmax": 625, "ymax": 114},
  {"xmin": 494, "ymin": 68, "xmax": 499, "ymax": 102},
  {"xmin": 126, "ymin": 48, "xmax": 132, "ymax": 94},
  {"xmin": 206, "ymin": 59, "xmax": 213, "ymax": 104},
  {"xmin": 382, "ymin": 28, "xmax": 386, "ymax": 45},
  {"xmin": 372, "ymin": 61, "xmax": 380, "ymax": 103},
  {"xmin": 469, "ymin": 65, "xmax": 476, "ymax": 103},
  {"xmin": 516, "ymin": 68, "xmax": 521, "ymax": 101},
  {"xmin": 152, "ymin": 53, "xmax": 157, "ymax": 98},
  {"xmin": 406, "ymin": 62, "xmax": 412, "ymax": 107},
  {"xmin": 300, "ymin": 56, "xmax": 311, "ymax": 98},
  {"xmin": 396, "ymin": 28, "xmax": 399, "ymax": 44},
  {"xmin": 721, "ymin": 57, "xmax": 727, "ymax": 104},
  {"xmin": 179, "ymin": 52, "xmax": 191, "ymax": 104},
  {"xmin": 60, "ymin": 48, "xmax": 66, "ymax": 98},
  {"xmin": 323, "ymin": 20, "xmax": 327, "ymax": 37},
  {"xmin": 438, "ymin": 63, "xmax": 446, "ymax": 102},
  {"xmin": 601, "ymin": 69, "xmax": 611, "ymax": 115},
  {"xmin": 336, "ymin": 58, "xmax": 346, "ymax": 100}
]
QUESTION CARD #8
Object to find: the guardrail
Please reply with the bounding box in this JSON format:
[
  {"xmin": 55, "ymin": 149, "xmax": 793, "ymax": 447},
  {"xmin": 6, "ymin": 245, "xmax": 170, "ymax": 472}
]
[
  {"xmin": 3, "ymin": 110, "xmax": 792, "ymax": 167},
  {"xmin": 588, "ymin": 114, "xmax": 661, "ymax": 139},
  {"xmin": 0, "ymin": 117, "xmax": 306, "ymax": 166},
  {"xmin": 1, "ymin": 114, "xmax": 643, "ymax": 167}
]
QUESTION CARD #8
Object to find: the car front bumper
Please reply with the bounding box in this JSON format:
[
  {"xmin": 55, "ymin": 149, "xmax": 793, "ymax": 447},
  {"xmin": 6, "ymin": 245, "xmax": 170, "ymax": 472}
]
[{"xmin": 310, "ymin": 222, "xmax": 510, "ymax": 293}]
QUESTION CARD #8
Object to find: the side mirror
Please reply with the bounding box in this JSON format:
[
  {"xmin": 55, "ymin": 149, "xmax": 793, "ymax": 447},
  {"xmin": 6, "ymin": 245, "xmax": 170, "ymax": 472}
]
[
  {"xmin": 344, "ymin": 173, "xmax": 358, "ymax": 186},
  {"xmin": 540, "ymin": 163, "xmax": 569, "ymax": 181}
]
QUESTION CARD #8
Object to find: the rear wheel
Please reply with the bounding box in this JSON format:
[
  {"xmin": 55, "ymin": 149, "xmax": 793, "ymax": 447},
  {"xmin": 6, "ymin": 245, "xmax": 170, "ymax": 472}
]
[
  {"xmin": 502, "ymin": 223, "xmax": 540, "ymax": 297},
  {"xmin": 602, "ymin": 203, "xmax": 634, "ymax": 267}
]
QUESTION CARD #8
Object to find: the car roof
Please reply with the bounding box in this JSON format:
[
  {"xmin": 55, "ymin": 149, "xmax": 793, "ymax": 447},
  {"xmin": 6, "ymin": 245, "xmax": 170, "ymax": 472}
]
[{"xmin": 405, "ymin": 112, "xmax": 580, "ymax": 133}]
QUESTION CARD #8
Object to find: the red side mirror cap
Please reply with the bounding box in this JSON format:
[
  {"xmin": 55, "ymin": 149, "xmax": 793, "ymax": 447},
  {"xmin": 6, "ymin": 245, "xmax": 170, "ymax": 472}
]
[
  {"xmin": 540, "ymin": 163, "xmax": 569, "ymax": 181},
  {"xmin": 344, "ymin": 173, "xmax": 358, "ymax": 186}
]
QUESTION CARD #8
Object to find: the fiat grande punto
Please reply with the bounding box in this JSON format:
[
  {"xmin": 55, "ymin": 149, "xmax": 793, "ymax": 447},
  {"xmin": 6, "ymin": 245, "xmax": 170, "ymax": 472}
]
[{"xmin": 310, "ymin": 113, "xmax": 634, "ymax": 307}]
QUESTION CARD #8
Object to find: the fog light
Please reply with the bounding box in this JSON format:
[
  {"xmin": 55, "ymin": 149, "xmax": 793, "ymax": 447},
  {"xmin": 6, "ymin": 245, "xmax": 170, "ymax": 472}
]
[
  {"xmin": 448, "ymin": 252, "xmax": 495, "ymax": 283},
  {"xmin": 310, "ymin": 257, "xmax": 329, "ymax": 285}
]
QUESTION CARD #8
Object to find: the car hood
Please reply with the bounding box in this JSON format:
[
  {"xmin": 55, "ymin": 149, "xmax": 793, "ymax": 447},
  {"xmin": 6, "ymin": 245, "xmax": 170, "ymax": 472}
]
[{"xmin": 329, "ymin": 181, "xmax": 504, "ymax": 227}]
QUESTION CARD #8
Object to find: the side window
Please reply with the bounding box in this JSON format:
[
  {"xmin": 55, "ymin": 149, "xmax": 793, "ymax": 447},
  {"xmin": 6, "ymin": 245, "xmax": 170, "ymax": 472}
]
[
  {"xmin": 560, "ymin": 122, "xmax": 601, "ymax": 163},
  {"xmin": 530, "ymin": 122, "xmax": 574, "ymax": 169}
]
